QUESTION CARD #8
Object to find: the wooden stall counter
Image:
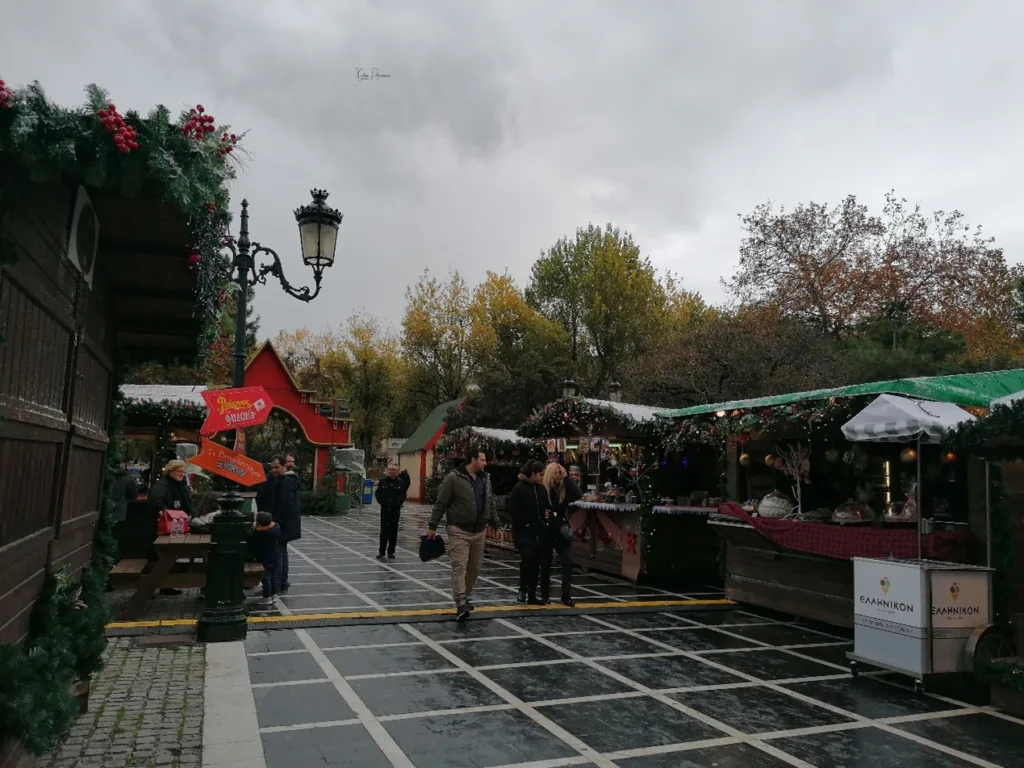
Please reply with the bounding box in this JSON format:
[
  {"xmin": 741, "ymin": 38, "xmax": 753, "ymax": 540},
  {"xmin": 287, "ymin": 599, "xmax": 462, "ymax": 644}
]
[{"xmin": 711, "ymin": 503, "xmax": 972, "ymax": 627}]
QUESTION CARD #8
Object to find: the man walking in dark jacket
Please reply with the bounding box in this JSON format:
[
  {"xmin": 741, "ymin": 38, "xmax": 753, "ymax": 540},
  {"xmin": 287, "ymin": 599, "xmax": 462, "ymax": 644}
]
[
  {"xmin": 269, "ymin": 454, "xmax": 302, "ymax": 593},
  {"xmin": 427, "ymin": 449, "xmax": 499, "ymax": 621},
  {"xmin": 375, "ymin": 463, "xmax": 410, "ymax": 559},
  {"xmin": 509, "ymin": 461, "xmax": 551, "ymax": 605}
]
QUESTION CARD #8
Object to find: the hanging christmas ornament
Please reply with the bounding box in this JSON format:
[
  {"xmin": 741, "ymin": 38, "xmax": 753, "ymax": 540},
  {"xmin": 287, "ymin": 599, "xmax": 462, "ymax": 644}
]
[
  {"xmin": 900, "ymin": 447, "xmax": 918, "ymax": 464},
  {"xmin": 825, "ymin": 448, "xmax": 840, "ymax": 463},
  {"xmin": 739, "ymin": 453, "xmax": 750, "ymax": 467},
  {"xmin": 764, "ymin": 454, "xmax": 775, "ymax": 467},
  {"xmin": 187, "ymin": 249, "xmax": 202, "ymax": 266}
]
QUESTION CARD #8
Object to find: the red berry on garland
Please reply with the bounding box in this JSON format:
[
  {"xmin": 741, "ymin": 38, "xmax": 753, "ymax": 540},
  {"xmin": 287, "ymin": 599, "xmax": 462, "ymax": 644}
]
[
  {"xmin": 98, "ymin": 108, "xmax": 107, "ymax": 118},
  {"xmin": 197, "ymin": 104, "xmax": 204, "ymax": 113},
  {"xmin": 187, "ymin": 250, "xmax": 202, "ymax": 266},
  {"xmin": 206, "ymin": 202, "xmax": 216, "ymax": 213},
  {"xmin": 108, "ymin": 103, "xmax": 116, "ymax": 111}
]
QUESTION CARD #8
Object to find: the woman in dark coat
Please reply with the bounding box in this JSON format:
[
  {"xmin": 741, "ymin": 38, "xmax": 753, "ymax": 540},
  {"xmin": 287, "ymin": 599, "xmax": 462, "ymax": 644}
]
[
  {"xmin": 147, "ymin": 460, "xmax": 192, "ymax": 595},
  {"xmin": 508, "ymin": 460, "xmax": 550, "ymax": 605},
  {"xmin": 541, "ymin": 463, "xmax": 581, "ymax": 606}
]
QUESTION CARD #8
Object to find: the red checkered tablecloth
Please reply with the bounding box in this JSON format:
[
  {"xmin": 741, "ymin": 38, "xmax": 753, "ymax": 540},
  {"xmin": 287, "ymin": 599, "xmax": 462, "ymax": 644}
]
[{"xmin": 714, "ymin": 503, "xmax": 971, "ymax": 562}]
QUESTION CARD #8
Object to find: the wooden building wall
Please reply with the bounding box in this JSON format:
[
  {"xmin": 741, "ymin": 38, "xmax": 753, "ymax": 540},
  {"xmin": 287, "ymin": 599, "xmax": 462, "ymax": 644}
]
[{"xmin": 0, "ymin": 180, "xmax": 113, "ymax": 648}]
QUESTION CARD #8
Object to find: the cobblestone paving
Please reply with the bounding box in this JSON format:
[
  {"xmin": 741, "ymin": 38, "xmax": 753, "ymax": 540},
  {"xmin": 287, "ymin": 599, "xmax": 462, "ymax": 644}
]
[
  {"xmin": 42, "ymin": 638, "xmax": 205, "ymax": 768},
  {"xmin": 106, "ymin": 588, "xmax": 206, "ymax": 623}
]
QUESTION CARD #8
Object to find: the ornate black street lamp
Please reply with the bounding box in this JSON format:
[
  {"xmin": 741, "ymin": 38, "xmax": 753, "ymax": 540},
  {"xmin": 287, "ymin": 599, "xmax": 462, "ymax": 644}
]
[{"xmin": 196, "ymin": 189, "xmax": 343, "ymax": 643}]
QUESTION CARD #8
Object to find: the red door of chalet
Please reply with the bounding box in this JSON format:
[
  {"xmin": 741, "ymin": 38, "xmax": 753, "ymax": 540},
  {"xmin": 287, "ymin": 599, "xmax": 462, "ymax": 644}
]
[{"xmin": 0, "ymin": 182, "xmax": 112, "ymax": 647}]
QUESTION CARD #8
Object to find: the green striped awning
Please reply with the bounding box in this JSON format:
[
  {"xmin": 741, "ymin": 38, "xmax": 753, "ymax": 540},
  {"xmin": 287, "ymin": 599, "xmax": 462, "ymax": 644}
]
[{"xmin": 657, "ymin": 369, "xmax": 1024, "ymax": 418}]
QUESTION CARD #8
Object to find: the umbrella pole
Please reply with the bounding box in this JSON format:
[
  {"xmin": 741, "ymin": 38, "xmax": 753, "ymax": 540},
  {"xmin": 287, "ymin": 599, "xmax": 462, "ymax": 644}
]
[
  {"xmin": 985, "ymin": 460, "xmax": 992, "ymax": 568},
  {"xmin": 917, "ymin": 436, "xmax": 923, "ymax": 562}
]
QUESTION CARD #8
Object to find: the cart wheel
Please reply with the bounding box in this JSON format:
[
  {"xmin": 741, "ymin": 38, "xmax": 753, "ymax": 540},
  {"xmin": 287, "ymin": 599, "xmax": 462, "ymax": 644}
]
[
  {"xmin": 849, "ymin": 661, "xmax": 859, "ymax": 678},
  {"xmin": 913, "ymin": 680, "xmax": 924, "ymax": 694}
]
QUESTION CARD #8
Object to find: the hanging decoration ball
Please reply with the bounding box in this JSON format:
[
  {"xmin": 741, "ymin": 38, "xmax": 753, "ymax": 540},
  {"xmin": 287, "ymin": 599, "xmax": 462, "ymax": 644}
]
[
  {"xmin": 900, "ymin": 447, "xmax": 918, "ymax": 464},
  {"xmin": 187, "ymin": 249, "xmax": 202, "ymax": 266},
  {"xmin": 941, "ymin": 451, "xmax": 957, "ymax": 464},
  {"xmin": 738, "ymin": 453, "xmax": 750, "ymax": 467},
  {"xmin": 764, "ymin": 454, "xmax": 775, "ymax": 467},
  {"xmin": 716, "ymin": 410, "xmax": 727, "ymax": 418},
  {"xmin": 774, "ymin": 457, "xmax": 785, "ymax": 471},
  {"xmin": 825, "ymin": 448, "xmax": 840, "ymax": 463}
]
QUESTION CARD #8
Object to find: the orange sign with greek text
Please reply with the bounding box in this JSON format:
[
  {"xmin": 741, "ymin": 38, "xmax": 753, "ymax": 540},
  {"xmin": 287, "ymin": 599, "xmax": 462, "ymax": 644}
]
[
  {"xmin": 200, "ymin": 386, "xmax": 273, "ymax": 435},
  {"xmin": 188, "ymin": 438, "xmax": 267, "ymax": 487}
]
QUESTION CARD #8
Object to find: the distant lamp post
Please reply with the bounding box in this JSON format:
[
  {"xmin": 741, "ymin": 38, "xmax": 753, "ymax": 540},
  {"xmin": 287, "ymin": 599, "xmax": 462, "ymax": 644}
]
[
  {"xmin": 608, "ymin": 381, "xmax": 622, "ymax": 403},
  {"xmin": 562, "ymin": 378, "xmax": 578, "ymax": 399},
  {"xmin": 196, "ymin": 189, "xmax": 343, "ymax": 644}
]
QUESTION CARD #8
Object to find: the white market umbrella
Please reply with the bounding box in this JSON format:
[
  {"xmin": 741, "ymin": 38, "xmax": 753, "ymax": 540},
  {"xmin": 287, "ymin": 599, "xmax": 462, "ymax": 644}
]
[{"xmin": 841, "ymin": 394, "xmax": 975, "ymax": 444}]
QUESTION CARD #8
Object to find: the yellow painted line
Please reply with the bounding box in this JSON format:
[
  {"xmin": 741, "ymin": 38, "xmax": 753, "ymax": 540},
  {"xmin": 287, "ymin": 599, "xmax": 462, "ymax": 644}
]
[{"xmin": 107, "ymin": 599, "xmax": 734, "ymax": 630}]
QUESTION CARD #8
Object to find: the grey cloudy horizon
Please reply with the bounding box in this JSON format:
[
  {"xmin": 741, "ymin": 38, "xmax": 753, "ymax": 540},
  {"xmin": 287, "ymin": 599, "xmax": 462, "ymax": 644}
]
[{"xmin": 5, "ymin": 0, "xmax": 1023, "ymax": 339}]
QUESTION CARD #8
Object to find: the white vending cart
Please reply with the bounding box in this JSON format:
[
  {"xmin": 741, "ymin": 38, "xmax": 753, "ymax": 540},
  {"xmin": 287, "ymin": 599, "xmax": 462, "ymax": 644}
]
[
  {"xmin": 850, "ymin": 557, "xmax": 992, "ymax": 691},
  {"xmin": 842, "ymin": 395, "xmax": 995, "ymax": 691}
]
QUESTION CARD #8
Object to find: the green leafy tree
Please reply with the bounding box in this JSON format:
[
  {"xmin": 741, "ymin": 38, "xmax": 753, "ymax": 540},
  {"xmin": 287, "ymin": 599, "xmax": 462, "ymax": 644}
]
[{"xmin": 527, "ymin": 223, "xmax": 666, "ymax": 393}]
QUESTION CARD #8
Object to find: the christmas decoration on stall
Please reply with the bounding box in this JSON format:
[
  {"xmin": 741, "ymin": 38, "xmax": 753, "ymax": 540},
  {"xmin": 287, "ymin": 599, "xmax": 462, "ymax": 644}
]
[
  {"xmin": 518, "ymin": 397, "xmax": 654, "ymax": 439},
  {"xmin": 661, "ymin": 397, "xmax": 863, "ymax": 453},
  {"xmin": 432, "ymin": 427, "xmax": 546, "ymax": 477},
  {"xmin": 0, "ymin": 79, "xmax": 245, "ymax": 359},
  {"xmin": 122, "ymin": 396, "xmax": 206, "ymax": 469},
  {"xmin": 775, "ymin": 442, "xmax": 811, "ymax": 515},
  {"xmin": 945, "ymin": 396, "xmax": 1024, "ymax": 461}
]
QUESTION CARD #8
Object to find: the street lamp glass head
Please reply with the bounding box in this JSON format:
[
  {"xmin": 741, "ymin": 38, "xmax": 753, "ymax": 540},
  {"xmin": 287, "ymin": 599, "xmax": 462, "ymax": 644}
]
[
  {"xmin": 562, "ymin": 378, "xmax": 578, "ymax": 399},
  {"xmin": 294, "ymin": 189, "xmax": 343, "ymax": 271}
]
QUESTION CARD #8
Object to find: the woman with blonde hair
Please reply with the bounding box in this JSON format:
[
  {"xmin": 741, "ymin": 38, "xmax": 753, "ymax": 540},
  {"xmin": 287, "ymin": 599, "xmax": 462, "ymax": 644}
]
[
  {"xmin": 146, "ymin": 459, "xmax": 193, "ymax": 595},
  {"xmin": 541, "ymin": 461, "xmax": 581, "ymax": 606}
]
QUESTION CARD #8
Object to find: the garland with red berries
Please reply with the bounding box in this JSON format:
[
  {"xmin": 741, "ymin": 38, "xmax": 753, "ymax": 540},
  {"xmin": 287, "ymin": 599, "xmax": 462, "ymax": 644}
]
[{"xmin": 0, "ymin": 79, "xmax": 246, "ymax": 359}]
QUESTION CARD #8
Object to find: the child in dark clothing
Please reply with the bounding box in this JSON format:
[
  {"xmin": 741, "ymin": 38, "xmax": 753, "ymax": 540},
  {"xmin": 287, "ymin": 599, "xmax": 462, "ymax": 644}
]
[{"xmin": 250, "ymin": 511, "xmax": 282, "ymax": 606}]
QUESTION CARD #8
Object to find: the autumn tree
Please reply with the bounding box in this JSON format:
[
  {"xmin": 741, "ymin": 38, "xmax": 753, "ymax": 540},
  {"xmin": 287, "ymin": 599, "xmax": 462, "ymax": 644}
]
[
  {"xmin": 623, "ymin": 306, "xmax": 848, "ymax": 407},
  {"xmin": 527, "ymin": 223, "xmax": 667, "ymax": 392},
  {"xmin": 333, "ymin": 314, "xmax": 406, "ymax": 457},
  {"xmin": 401, "ymin": 270, "xmax": 478, "ymax": 412},
  {"xmin": 728, "ymin": 192, "xmax": 1020, "ymax": 360},
  {"xmin": 465, "ymin": 271, "xmax": 571, "ymax": 427}
]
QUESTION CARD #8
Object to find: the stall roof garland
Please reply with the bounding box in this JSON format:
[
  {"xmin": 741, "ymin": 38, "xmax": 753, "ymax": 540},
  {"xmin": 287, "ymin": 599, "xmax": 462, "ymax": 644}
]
[
  {"xmin": 0, "ymin": 80, "xmax": 244, "ymax": 358},
  {"xmin": 944, "ymin": 397, "xmax": 1024, "ymax": 461},
  {"xmin": 518, "ymin": 397, "xmax": 658, "ymax": 439},
  {"xmin": 659, "ymin": 369, "xmax": 1024, "ymax": 417},
  {"xmin": 658, "ymin": 398, "xmax": 861, "ymax": 451},
  {"xmin": 433, "ymin": 427, "xmax": 545, "ymax": 472},
  {"xmin": 122, "ymin": 396, "xmax": 206, "ymax": 428}
]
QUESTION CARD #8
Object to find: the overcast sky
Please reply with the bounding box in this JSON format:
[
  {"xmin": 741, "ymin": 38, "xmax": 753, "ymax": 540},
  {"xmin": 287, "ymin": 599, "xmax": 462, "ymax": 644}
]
[{"xmin": 6, "ymin": 1, "xmax": 1024, "ymax": 339}]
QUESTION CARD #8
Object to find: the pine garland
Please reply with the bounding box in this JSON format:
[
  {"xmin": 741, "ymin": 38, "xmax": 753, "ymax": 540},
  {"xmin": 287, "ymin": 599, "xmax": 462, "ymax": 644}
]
[
  {"xmin": 0, "ymin": 79, "xmax": 243, "ymax": 358},
  {"xmin": 518, "ymin": 397, "xmax": 653, "ymax": 439},
  {"xmin": 433, "ymin": 427, "xmax": 545, "ymax": 476},
  {"xmin": 945, "ymin": 398, "xmax": 1024, "ymax": 461}
]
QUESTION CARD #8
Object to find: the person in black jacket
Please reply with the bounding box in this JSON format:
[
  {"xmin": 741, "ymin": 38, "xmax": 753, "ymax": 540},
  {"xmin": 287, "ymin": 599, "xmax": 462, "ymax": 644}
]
[
  {"xmin": 542, "ymin": 463, "xmax": 581, "ymax": 606},
  {"xmin": 509, "ymin": 460, "xmax": 550, "ymax": 605},
  {"xmin": 375, "ymin": 463, "xmax": 410, "ymax": 559},
  {"xmin": 249, "ymin": 512, "xmax": 282, "ymax": 607},
  {"xmin": 269, "ymin": 454, "xmax": 302, "ymax": 593}
]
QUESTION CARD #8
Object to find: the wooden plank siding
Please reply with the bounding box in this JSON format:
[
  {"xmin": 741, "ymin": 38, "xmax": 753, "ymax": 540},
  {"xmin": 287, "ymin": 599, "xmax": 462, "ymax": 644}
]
[{"xmin": 0, "ymin": 180, "xmax": 112, "ymax": 648}]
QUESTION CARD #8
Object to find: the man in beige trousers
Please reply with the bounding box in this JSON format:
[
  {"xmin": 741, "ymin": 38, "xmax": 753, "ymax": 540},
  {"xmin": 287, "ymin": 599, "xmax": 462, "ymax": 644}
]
[{"xmin": 427, "ymin": 449, "xmax": 499, "ymax": 622}]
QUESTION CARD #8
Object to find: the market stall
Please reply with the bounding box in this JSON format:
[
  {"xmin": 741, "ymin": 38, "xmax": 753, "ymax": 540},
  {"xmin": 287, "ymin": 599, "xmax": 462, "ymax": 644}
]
[
  {"xmin": 429, "ymin": 426, "xmax": 547, "ymax": 551},
  {"xmin": 840, "ymin": 395, "xmax": 994, "ymax": 691},
  {"xmin": 518, "ymin": 394, "xmax": 720, "ymax": 582},
  {"xmin": 672, "ymin": 370, "xmax": 1024, "ymax": 626}
]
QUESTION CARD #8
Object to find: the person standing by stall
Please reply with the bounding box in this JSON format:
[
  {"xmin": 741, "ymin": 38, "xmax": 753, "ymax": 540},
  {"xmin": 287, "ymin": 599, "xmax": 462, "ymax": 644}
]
[
  {"xmin": 269, "ymin": 454, "xmax": 302, "ymax": 593},
  {"xmin": 542, "ymin": 462, "xmax": 580, "ymax": 606},
  {"xmin": 375, "ymin": 463, "xmax": 410, "ymax": 559},
  {"xmin": 509, "ymin": 460, "xmax": 550, "ymax": 605}
]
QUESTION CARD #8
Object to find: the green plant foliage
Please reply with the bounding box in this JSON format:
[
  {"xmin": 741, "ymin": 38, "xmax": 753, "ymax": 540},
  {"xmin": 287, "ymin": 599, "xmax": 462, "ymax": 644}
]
[
  {"xmin": 945, "ymin": 398, "xmax": 1024, "ymax": 461},
  {"xmin": 0, "ymin": 79, "xmax": 244, "ymax": 358},
  {"xmin": 985, "ymin": 658, "xmax": 1024, "ymax": 692}
]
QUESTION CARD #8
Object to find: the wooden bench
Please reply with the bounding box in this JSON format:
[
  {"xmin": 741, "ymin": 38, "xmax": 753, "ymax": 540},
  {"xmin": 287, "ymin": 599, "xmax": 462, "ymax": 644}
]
[{"xmin": 117, "ymin": 533, "xmax": 267, "ymax": 618}]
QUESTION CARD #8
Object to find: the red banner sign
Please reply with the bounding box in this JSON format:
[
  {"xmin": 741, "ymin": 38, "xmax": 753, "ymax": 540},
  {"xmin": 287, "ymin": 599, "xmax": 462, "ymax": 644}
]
[
  {"xmin": 200, "ymin": 386, "xmax": 273, "ymax": 435},
  {"xmin": 188, "ymin": 438, "xmax": 267, "ymax": 487}
]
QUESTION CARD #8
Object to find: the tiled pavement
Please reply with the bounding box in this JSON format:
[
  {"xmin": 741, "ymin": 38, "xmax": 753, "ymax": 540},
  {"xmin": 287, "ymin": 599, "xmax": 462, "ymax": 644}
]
[{"xmin": 215, "ymin": 505, "xmax": 1024, "ymax": 767}]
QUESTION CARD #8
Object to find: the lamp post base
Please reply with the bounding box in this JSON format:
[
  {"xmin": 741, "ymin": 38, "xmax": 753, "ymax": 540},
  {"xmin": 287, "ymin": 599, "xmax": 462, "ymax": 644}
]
[{"xmin": 195, "ymin": 489, "xmax": 250, "ymax": 643}]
